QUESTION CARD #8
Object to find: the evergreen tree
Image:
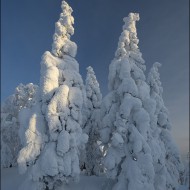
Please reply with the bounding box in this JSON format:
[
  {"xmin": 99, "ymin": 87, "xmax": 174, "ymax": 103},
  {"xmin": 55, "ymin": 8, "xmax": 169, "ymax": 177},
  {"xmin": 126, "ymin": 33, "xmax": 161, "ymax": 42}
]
[
  {"xmin": 1, "ymin": 83, "xmax": 38, "ymax": 168},
  {"xmin": 100, "ymin": 13, "xmax": 155, "ymax": 190},
  {"xmin": 17, "ymin": 1, "xmax": 88, "ymax": 190},
  {"xmin": 82, "ymin": 66, "xmax": 102, "ymax": 175},
  {"xmin": 1, "ymin": 95, "xmax": 20, "ymax": 168},
  {"xmin": 147, "ymin": 62, "xmax": 184, "ymax": 190}
]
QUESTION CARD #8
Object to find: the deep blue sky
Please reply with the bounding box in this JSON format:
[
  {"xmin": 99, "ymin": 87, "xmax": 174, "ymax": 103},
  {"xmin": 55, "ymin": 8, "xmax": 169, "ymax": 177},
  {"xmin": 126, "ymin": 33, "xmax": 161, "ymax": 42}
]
[{"xmin": 1, "ymin": 0, "xmax": 189, "ymax": 159}]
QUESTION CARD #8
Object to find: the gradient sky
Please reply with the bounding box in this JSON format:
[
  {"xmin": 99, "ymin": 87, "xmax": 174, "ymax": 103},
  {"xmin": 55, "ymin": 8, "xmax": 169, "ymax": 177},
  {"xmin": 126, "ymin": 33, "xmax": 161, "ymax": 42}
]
[{"xmin": 1, "ymin": 0, "xmax": 189, "ymax": 160}]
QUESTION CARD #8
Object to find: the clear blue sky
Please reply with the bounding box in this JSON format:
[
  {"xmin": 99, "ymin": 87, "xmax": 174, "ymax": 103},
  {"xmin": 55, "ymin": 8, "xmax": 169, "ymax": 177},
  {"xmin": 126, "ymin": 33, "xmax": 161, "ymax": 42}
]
[{"xmin": 1, "ymin": 0, "xmax": 189, "ymax": 159}]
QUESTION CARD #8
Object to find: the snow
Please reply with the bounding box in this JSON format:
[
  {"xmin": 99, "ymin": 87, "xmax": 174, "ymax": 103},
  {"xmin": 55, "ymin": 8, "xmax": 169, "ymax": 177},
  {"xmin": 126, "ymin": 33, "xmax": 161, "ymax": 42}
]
[
  {"xmin": 52, "ymin": 1, "xmax": 77, "ymax": 58},
  {"xmin": 119, "ymin": 93, "xmax": 142, "ymax": 118},
  {"xmin": 178, "ymin": 186, "xmax": 189, "ymax": 190},
  {"xmin": 33, "ymin": 142, "xmax": 59, "ymax": 177},
  {"xmin": 1, "ymin": 167, "xmax": 114, "ymax": 190},
  {"xmin": 1, "ymin": 83, "xmax": 39, "ymax": 168},
  {"xmin": 1, "ymin": 167, "xmax": 26, "ymax": 190},
  {"xmin": 1, "ymin": 167, "xmax": 188, "ymax": 190},
  {"xmin": 111, "ymin": 132, "xmax": 124, "ymax": 148},
  {"xmin": 69, "ymin": 87, "xmax": 83, "ymax": 109},
  {"xmin": 18, "ymin": 107, "xmax": 32, "ymax": 146},
  {"xmin": 117, "ymin": 76, "xmax": 138, "ymax": 97},
  {"xmin": 147, "ymin": 62, "xmax": 163, "ymax": 96},
  {"xmin": 40, "ymin": 52, "xmax": 59, "ymax": 110},
  {"xmin": 57, "ymin": 130, "xmax": 70, "ymax": 156},
  {"xmin": 58, "ymin": 151, "xmax": 72, "ymax": 176},
  {"xmin": 17, "ymin": 103, "xmax": 47, "ymax": 175}
]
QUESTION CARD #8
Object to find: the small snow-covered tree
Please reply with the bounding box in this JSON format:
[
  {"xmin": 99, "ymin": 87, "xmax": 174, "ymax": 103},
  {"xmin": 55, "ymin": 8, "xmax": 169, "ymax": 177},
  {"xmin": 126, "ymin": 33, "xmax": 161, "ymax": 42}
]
[
  {"xmin": 84, "ymin": 66, "xmax": 102, "ymax": 134},
  {"xmin": 18, "ymin": 1, "xmax": 88, "ymax": 190},
  {"xmin": 1, "ymin": 96, "xmax": 20, "ymax": 168},
  {"xmin": 1, "ymin": 83, "xmax": 38, "ymax": 168},
  {"xmin": 99, "ymin": 13, "xmax": 155, "ymax": 190},
  {"xmin": 147, "ymin": 62, "xmax": 184, "ymax": 190},
  {"xmin": 81, "ymin": 66, "xmax": 102, "ymax": 175}
]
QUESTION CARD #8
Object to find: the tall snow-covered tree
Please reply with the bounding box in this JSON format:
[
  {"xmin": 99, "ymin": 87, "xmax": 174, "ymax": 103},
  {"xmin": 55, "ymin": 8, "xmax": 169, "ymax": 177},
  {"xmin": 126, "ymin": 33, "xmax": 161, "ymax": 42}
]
[
  {"xmin": 147, "ymin": 62, "xmax": 184, "ymax": 190},
  {"xmin": 99, "ymin": 13, "xmax": 155, "ymax": 190},
  {"xmin": 82, "ymin": 66, "xmax": 102, "ymax": 175},
  {"xmin": 17, "ymin": 1, "xmax": 88, "ymax": 190},
  {"xmin": 1, "ymin": 83, "xmax": 38, "ymax": 168}
]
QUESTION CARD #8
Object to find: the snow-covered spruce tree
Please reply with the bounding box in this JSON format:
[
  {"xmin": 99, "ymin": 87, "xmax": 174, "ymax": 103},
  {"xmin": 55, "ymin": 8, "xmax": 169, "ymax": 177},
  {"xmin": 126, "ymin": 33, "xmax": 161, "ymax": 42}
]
[
  {"xmin": 99, "ymin": 13, "xmax": 155, "ymax": 190},
  {"xmin": 1, "ymin": 83, "xmax": 38, "ymax": 168},
  {"xmin": 1, "ymin": 95, "xmax": 20, "ymax": 168},
  {"xmin": 82, "ymin": 66, "xmax": 102, "ymax": 175},
  {"xmin": 17, "ymin": 1, "xmax": 88, "ymax": 190},
  {"xmin": 147, "ymin": 63, "xmax": 184, "ymax": 190}
]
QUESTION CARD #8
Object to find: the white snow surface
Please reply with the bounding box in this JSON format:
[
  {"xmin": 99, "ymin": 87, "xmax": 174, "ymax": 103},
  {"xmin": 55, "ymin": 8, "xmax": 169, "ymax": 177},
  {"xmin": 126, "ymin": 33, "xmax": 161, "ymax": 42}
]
[
  {"xmin": 1, "ymin": 167, "xmax": 113, "ymax": 190},
  {"xmin": 1, "ymin": 167, "xmax": 188, "ymax": 190}
]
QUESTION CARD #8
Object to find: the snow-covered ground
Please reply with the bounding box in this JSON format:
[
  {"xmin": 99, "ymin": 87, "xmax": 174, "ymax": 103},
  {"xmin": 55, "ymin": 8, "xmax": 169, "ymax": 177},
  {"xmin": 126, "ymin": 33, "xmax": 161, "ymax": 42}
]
[
  {"xmin": 178, "ymin": 185, "xmax": 189, "ymax": 190},
  {"xmin": 1, "ymin": 167, "xmax": 113, "ymax": 190},
  {"xmin": 1, "ymin": 167, "xmax": 188, "ymax": 190},
  {"xmin": 1, "ymin": 167, "xmax": 24, "ymax": 190}
]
